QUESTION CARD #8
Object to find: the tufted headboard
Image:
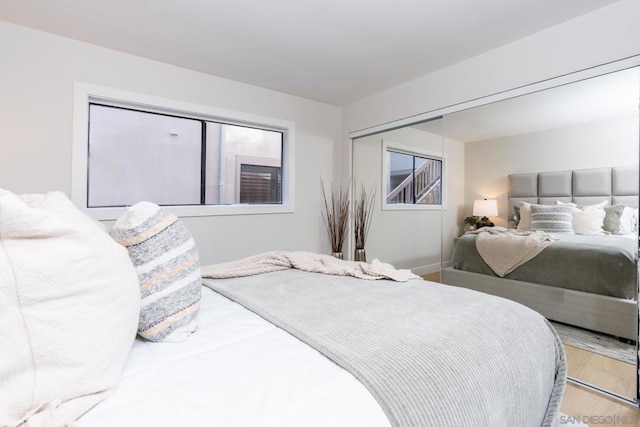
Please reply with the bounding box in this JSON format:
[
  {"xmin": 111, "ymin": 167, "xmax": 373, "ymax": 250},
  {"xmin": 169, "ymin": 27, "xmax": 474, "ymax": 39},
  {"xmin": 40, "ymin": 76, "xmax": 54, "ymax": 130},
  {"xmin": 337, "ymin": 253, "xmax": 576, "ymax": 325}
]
[{"xmin": 508, "ymin": 165, "xmax": 639, "ymax": 228}]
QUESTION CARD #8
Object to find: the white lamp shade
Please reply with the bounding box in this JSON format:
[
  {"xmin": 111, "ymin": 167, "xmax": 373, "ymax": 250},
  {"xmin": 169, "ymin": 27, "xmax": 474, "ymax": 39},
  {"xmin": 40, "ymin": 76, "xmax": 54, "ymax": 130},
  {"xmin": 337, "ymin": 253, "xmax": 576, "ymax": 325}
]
[{"xmin": 473, "ymin": 199, "xmax": 498, "ymax": 217}]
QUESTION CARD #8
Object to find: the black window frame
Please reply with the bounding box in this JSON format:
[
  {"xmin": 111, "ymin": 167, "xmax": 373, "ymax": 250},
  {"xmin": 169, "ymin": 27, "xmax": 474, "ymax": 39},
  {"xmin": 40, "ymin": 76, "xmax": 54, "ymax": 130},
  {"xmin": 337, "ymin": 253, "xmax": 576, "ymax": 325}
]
[{"xmin": 87, "ymin": 102, "xmax": 284, "ymax": 208}]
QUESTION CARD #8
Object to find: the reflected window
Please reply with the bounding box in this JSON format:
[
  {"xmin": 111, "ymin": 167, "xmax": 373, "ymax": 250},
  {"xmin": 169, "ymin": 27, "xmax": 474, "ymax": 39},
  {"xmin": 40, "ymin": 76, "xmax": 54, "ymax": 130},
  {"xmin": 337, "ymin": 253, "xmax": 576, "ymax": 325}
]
[{"xmin": 385, "ymin": 148, "xmax": 442, "ymax": 205}]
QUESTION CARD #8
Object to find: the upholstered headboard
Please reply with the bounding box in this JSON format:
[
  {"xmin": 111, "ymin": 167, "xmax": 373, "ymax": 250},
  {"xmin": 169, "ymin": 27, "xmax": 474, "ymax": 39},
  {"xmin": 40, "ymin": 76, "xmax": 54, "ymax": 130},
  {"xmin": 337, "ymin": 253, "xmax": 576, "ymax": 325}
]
[{"xmin": 508, "ymin": 165, "xmax": 639, "ymax": 227}]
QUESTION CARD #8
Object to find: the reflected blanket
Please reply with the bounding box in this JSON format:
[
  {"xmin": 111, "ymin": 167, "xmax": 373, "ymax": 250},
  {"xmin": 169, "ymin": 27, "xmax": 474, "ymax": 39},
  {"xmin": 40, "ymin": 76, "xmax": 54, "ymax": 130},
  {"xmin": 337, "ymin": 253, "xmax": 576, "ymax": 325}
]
[{"xmin": 469, "ymin": 227, "xmax": 558, "ymax": 277}]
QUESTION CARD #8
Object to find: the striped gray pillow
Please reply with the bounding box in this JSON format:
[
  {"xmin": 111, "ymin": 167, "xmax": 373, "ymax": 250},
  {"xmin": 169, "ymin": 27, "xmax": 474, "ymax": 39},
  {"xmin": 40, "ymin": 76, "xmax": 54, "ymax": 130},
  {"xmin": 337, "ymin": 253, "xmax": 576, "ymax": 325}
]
[
  {"xmin": 111, "ymin": 202, "xmax": 202, "ymax": 342},
  {"xmin": 530, "ymin": 205, "xmax": 574, "ymax": 234}
]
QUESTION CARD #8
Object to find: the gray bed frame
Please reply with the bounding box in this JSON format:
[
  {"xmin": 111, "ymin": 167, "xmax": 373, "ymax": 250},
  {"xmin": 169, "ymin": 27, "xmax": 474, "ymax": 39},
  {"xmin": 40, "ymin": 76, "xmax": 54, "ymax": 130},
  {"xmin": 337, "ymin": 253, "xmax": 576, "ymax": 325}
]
[{"xmin": 442, "ymin": 165, "xmax": 639, "ymax": 340}]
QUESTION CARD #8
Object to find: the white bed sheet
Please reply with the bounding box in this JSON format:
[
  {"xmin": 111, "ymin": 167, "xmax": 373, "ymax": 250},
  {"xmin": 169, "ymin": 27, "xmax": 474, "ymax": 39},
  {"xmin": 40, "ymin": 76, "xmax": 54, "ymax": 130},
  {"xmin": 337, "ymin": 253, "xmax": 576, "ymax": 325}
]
[{"xmin": 77, "ymin": 287, "xmax": 390, "ymax": 427}]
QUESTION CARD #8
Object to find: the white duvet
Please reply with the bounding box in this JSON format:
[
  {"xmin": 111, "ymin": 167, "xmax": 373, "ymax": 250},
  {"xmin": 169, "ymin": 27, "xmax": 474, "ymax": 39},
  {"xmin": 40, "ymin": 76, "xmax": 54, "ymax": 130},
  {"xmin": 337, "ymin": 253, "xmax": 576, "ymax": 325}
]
[{"xmin": 77, "ymin": 287, "xmax": 389, "ymax": 427}]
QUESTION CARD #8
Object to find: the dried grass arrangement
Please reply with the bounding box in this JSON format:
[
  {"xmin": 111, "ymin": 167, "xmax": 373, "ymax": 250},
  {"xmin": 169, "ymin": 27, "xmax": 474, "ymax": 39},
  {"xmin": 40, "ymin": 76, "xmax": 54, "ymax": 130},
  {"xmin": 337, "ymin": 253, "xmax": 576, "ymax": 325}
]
[
  {"xmin": 320, "ymin": 179, "xmax": 351, "ymax": 255},
  {"xmin": 354, "ymin": 183, "xmax": 376, "ymax": 250}
]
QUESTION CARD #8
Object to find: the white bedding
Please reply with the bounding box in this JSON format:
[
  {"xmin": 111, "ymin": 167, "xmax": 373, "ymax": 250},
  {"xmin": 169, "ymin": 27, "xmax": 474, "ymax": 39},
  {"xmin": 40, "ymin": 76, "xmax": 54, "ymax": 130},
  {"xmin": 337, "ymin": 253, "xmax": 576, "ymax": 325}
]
[{"xmin": 77, "ymin": 287, "xmax": 389, "ymax": 427}]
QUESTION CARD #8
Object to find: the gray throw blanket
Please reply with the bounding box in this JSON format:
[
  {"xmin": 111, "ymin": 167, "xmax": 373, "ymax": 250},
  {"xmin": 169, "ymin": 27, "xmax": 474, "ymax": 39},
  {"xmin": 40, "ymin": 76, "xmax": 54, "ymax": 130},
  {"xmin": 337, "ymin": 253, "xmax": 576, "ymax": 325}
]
[
  {"xmin": 469, "ymin": 226, "xmax": 558, "ymax": 277},
  {"xmin": 202, "ymin": 269, "xmax": 566, "ymax": 427}
]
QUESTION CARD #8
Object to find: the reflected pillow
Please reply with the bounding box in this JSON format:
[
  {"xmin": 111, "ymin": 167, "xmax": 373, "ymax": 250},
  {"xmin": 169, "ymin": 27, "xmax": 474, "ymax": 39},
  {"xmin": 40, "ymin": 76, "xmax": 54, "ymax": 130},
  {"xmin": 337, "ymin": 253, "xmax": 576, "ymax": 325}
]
[
  {"xmin": 530, "ymin": 205, "xmax": 574, "ymax": 233},
  {"xmin": 619, "ymin": 206, "xmax": 639, "ymax": 235},
  {"xmin": 516, "ymin": 201, "xmax": 533, "ymax": 231},
  {"xmin": 555, "ymin": 200, "xmax": 607, "ymax": 235},
  {"xmin": 603, "ymin": 204, "xmax": 625, "ymax": 234}
]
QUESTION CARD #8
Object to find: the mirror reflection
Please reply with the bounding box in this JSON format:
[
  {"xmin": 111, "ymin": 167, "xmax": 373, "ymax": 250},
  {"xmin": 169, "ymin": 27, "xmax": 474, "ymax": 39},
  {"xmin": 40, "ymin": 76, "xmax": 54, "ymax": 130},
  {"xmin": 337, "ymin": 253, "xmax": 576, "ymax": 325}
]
[
  {"xmin": 353, "ymin": 65, "xmax": 640, "ymax": 402},
  {"xmin": 438, "ymin": 66, "xmax": 640, "ymax": 401},
  {"xmin": 352, "ymin": 118, "xmax": 447, "ymax": 279}
]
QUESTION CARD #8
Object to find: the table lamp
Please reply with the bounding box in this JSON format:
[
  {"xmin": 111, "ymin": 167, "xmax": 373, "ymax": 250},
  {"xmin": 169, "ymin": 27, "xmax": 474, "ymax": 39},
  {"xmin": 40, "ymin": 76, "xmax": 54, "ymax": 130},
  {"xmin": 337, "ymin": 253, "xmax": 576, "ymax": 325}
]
[{"xmin": 473, "ymin": 199, "xmax": 498, "ymax": 228}]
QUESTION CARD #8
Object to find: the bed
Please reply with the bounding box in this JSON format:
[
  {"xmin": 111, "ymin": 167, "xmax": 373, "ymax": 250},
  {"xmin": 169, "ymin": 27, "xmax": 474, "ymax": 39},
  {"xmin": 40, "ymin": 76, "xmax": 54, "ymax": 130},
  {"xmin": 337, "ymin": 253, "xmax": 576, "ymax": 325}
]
[
  {"xmin": 78, "ymin": 266, "xmax": 566, "ymax": 427},
  {"xmin": 442, "ymin": 166, "xmax": 639, "ymax": 341},
  {"xmin": 1, "ymin": 192, "xmax": 565, "ymax": 427}
]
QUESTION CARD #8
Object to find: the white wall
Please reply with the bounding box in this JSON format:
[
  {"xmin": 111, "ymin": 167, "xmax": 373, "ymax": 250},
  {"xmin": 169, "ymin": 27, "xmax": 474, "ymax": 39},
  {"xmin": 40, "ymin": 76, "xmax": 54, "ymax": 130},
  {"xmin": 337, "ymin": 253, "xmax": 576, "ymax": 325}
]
[
  {"xmin": 342, "ymin": 0, "xmax": 640, "ymax": 268},
  {"xmin": 464, "ymin": 115, "xmax": 639, "ymax": 228},
  {"xmin": 0, "ymin": 21, "xmax": 341, "ymax": 265},
  {"xmin": 342, "ymin": 0, "xmax": 640, "ymax": 135},
  {"xmin": 2, "ymin": 0, "xmax": 639, "ymax": 270}
]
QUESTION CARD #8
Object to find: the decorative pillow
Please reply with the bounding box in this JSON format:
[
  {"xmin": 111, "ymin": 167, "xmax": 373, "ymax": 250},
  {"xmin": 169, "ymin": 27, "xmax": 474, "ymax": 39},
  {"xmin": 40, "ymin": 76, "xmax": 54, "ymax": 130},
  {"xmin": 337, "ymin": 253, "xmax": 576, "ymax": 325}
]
[
  {"xmin": 554, "ymin": 201, "xmax": 577, "ymax": 208},
  {"xmin": 529, "ymin": 204, "xmax": 574, "ymax": 233},
  {"xmin": 603, "ymin": 204, "xmax": 625, "ymax": 234},
  {"xmin": 513, "ymin": 206, "xmax": 520, "ymax": 222},
  {"xmin": 555, "ymin": 200, "xmax": 607, "ymax": 235},
  {"xmin": 0, "ymin": 190, "xmax": 140, "ymax": 426},
  {"xmin": 111, "ymin": 201, "xmax": 202, "ymax": 342},
  {"xmin": 516, "ymin": 201, "xmax": 533, "ymax": 231},
  {"xmin": 619, "ymin": 206, "xmax": 639, "ymax": 235}
]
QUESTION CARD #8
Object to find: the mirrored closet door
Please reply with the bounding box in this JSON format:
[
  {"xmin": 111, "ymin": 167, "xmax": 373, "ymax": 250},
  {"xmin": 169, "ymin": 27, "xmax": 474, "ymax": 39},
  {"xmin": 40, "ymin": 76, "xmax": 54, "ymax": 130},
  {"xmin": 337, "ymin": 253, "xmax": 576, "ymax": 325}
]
[
  {"xmin": 351, "ymin": 118, "xmax": 445, "ymax": 281},
  {"xmin": 438, "ymin": 63, "xmax": 640, "ymax": 402},
  {"xmin": 351, "ymin": 58, "xmax": 640, "ymax": 403}
]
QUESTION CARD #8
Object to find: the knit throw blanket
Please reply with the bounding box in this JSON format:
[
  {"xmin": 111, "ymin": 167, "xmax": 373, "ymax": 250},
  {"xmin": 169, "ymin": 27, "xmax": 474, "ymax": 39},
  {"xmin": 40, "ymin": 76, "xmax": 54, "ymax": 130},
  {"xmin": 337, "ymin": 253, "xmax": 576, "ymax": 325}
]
[
  {"xmin": 469, "ymin": 226, "xmax": 558, "ymax": 277},
  {"xmin": 201, "ymin": 250, "xmax": 420, "ymax": 282},
  {"xmin": 202, "ymin": 269, "xmax": 566, "ymax": 427}
]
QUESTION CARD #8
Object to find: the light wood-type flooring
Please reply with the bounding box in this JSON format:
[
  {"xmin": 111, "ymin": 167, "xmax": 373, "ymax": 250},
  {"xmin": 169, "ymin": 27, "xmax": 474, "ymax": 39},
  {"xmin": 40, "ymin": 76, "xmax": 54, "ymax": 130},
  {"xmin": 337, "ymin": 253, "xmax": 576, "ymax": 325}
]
[{"xmin": 422, "ymin": 271, "xmax": 640, "ymax": 426}]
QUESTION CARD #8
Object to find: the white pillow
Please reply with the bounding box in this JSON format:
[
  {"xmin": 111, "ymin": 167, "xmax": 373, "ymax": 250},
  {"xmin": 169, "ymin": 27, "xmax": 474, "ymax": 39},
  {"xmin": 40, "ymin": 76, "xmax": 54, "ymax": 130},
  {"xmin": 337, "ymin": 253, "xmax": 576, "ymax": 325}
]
[
  {"xmin": 556, "ymin": 200, "xmax": 608, "ymax": 235},
  {"xmin": 516, "ymin": 201, "xmax": 532, "ymax": 231},
  {"xmin": 111, "ymin": 201, "xmax": 202, "ymax": 342},
  {"xmin": 0, "ymin": 190, "xmax": 140, "ymax": 426},
  {"xmin": 619, "ymin": 206, "xmax": 638, "ymax": 235}
]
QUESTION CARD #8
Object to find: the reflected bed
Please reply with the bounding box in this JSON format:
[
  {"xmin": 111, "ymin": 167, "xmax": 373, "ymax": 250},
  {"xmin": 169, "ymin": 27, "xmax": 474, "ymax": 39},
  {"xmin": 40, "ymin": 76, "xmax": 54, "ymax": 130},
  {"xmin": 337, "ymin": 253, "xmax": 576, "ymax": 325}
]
[{"xmin": 443, "ymin": 166, "xmax": 639, "ymax": 340}]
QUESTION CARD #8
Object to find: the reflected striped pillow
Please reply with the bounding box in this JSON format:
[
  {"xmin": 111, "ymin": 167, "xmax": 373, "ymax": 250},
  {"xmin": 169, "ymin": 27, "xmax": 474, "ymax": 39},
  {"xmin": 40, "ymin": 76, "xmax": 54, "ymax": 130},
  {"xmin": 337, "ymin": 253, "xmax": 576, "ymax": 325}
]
[
  {"xmin": 529, "ymin": 205, "xmax": 574, "ymax": 234},
  {"xmin": 111, "ymin": 202, "xmax": 202, "ymax": 342}
]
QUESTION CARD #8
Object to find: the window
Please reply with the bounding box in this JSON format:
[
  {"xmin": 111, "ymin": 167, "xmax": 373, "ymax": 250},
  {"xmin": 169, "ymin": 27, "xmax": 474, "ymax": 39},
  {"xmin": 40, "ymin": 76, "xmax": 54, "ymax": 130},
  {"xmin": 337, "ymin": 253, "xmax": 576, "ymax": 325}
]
[
  {"xmin": 382, "ymin": 142, "xmax": 444, "ymax": 210},
  {"xmin": 72, "ymin": 83, "xmax": 295, "ymax": 219}
]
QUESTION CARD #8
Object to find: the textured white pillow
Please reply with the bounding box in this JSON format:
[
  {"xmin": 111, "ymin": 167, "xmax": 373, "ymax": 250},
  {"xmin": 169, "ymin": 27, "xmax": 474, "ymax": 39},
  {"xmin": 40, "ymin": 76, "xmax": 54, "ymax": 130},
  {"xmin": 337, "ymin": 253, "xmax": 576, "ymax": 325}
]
[
  {"xmin": 619, "ymin": 206, "xmax": 638, "ymax": 235},
  {"xmin": 556, "ymin": 200, "xmax": 607, "ymax": 235},
  {"xmin": 0, "ymin": 190, "xmax": 140, "ymax": 426},
  {"xmin": 516, "ymin": 201, "xmax": 532, "ymax": 231},
  {"xmin": 111, "ymin": 201, "xmax": 202, "ymax": 342}
]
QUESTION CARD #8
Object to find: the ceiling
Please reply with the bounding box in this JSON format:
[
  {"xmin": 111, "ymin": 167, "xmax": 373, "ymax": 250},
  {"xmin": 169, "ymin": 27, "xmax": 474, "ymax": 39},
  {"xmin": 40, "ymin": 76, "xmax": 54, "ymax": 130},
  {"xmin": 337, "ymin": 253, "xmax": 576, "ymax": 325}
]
[
  {"xmin": 0, "ymin": 0, "xmax": 619, "ymax": 106},
  {"xmin": 414, "ymin": 66, "xmax": 640, "ymax": 142}
]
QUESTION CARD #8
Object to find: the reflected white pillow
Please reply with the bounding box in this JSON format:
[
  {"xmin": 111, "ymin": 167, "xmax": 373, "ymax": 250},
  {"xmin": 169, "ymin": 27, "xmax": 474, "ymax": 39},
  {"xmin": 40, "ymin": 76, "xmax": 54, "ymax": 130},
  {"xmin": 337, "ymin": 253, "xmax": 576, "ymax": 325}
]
[
  {"xmin": 516, "ymin": 201, "xmax": 532, "ymax": 231},
  {"xmin": 603, "ymin": 204, "xmax": 625, "ymax": 234},
  {"xmin": 556, "ymin": 200, "xmax": 608, "ymax": 235},
  {"xmin": 619, "ymin": 206, "xmax": 639, "ymax": 235}
]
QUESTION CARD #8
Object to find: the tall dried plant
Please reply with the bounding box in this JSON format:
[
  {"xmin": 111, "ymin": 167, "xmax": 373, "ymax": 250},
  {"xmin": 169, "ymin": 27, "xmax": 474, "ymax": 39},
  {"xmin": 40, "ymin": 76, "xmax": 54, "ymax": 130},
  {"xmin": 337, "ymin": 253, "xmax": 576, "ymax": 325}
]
[
  {"xmin": 354, "ymin": 183, "xmax": 376, "ymax": 250},
  {"xmin": 320, "ymin": 179, "xmax": 351, "ymax": 253}
]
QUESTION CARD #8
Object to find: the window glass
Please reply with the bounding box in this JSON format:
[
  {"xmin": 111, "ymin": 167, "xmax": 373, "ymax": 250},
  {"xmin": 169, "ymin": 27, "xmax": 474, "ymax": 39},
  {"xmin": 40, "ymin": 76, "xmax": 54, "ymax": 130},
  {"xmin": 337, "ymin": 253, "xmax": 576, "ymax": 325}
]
[
  {"xmin": 87, "ymin": 104, "xmax": 283, "ymax": 208},
  {"xmin": 88, "ymin": 105, "xmax": 202, "ymax": 207},
  {"xmin": 205, "ymin": 122, "xmax": 282, "ymax": 205},
  {"xmin": 239, "ymin": 164, "xmax": 282, "ymax": 204}
]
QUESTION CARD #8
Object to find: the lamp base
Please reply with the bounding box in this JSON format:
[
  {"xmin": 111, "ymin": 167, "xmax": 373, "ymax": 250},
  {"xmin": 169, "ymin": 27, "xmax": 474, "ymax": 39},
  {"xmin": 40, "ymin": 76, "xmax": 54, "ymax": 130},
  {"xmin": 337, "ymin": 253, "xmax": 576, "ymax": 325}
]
[{"xmin": 476, "ymin": 216, "xmax": 494, "ymax": 229}]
